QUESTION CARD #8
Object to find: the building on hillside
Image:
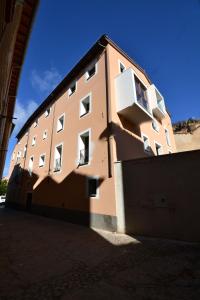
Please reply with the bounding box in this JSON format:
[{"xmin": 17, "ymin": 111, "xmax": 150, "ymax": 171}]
[
  {"xmin": 173, "ymin": 120, "xmax": 200, "ymax": 152},
  {"xmin": 7, "ymin": 35, "xmax": 176, "ymax": 231},
  {"xmin": 0, "ymin": 0, "xmax": 39, "ymax": 178}
]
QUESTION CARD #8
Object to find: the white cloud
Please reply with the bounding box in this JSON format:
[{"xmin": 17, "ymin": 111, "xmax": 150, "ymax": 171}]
[
  {"xmin": 13, "ymin": 99, "xmax": 38, "ymax": 136},
  {"xmin": 31, "ymin": 68, "xmax": 62, "ymax": 94}
]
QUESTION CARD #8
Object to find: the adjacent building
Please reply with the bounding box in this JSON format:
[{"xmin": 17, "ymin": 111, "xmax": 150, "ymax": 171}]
[
  {"xmin": 0, "ymin": 0, "xmax": 39, "ymax": 178},
  {"xmin": 7, "ymin": 35, "xmax": 176, "ymax": 231}
]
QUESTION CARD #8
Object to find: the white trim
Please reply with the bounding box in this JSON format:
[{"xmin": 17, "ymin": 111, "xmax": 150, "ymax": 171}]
[
  {"xmin": 77, "ymin": 128, "xmax": 91, "ymax": 167},
  {"xmin": 164, "ymin": 127, "xmax": 171, "ymax": 146},
  {"xmin": 118, "ymin": 59, "xmax": 126, "ymax": 74},
  {"xmin": 79, "ymin": 92, "xmax": 92, "ymax": 118},
  {"xmin": 152, "ymin": 119, "xmax": 159, "ymax": 133},
  {"xmin": 56, "ymin": 113, "xmax": 65, "ymax": 133},
  {"xmin": 141, "ymin": 132, "xmax": 151, "ymax": 154},
  {"xmin": 154, "ymin": 141, "xmax": 163, "ymax": 156},
  {"xmin": 68, "ymin": 81, "xmax": 77, "ymax": 97},
  {"xmin": 33, "ymin": 119, "xmax": 38, "ymax": 128},
  {"xmin": 44, "ymin": 107, "xmax": 51, "ymax": 117},
  {"xmin": 53, "ymin": 142, "xmax": 63, "ymax": 173},
  {"xmin": 85, "ymin": 61, "xmax": 98, "ymax": 82},
  {"xmin": 32, "ymin": 136, "xmax": 36, "ymax": 146},
  {"xmin": 87, "ymin": 176, "xmax": 100, "ymax": 199},
  {"xmin": 28, "ymin": 156, "xmax": 34, "ymax": 175},
  {"xmin": 38, "ymin": 153, "xmax": 46, "ymax": 168},
  {"xmin": 43, "ymin": 129, "xmax": 48, "ymax": 140}
]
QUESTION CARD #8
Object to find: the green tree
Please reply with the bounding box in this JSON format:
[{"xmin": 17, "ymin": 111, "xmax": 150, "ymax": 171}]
[{"xmin": 0, "ymin": 179, "xmax": 8, "ymax": 195}]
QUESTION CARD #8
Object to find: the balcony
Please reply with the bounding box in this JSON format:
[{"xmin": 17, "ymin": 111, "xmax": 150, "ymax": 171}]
[
  {"xmin": 150, "ymin": 85, "xmax": 166, "ymax": 120},
  {"xmin": 115, "ymin": 68, "xmax": 153, "ymax": 124}
]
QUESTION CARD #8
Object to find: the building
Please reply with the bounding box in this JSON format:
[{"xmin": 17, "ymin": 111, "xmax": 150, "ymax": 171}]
[
  {"xmin": 0, "ymin": 0, "xmax": 39, "ymax": 179},
  {"xmin": 7, "ymin": 35, "xmax": 176, "ymax": 231},
  {"xmin": 173, "ymin": 119, "xmax": 200, "ymax": 152}
]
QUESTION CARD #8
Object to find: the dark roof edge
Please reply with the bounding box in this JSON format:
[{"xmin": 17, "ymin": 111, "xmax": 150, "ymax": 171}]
[{"xmin": 16, "ymin": 34, "xmax": 152, "ymax": 139}]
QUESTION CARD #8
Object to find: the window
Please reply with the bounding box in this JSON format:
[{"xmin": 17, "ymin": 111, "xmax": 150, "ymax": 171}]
[
  {"xmin": 32, "ymin": 136, "xmax": 36, "ymax": 146},
  {"xmin": 80, "ymin": 94, "xmax": 91, "ymax": 117},
  {"xmin": 68, "ymin": 82, "xmax": 76, "ymax": 96},
  {"xmin": 43, "ymin": 130, "xmax": 47, "ymax": 140},
  {"xmin": 39, "ymin": 154, "xmax": 45, "ymax": 167},
  {"xmin": 155, "ymin": 142, "xmax": 162, "ymax": 156},
  {"xmin": 54, "ymin": 144, "xmax": 63, "ymax": 172},
  {"xmin": 16, "ymin": 151, "xmax": 21, "ymax": 163},
  {"xmin": 152, "ymin": 119, "xmax": 159, "ymax": 132},
  {"xmin": 57, "ymin": 114, "xmax": 64, "ymax": 132},
  {"xmin": 88, "ymin": 177, "xmax": 99, "ymax": 198},
  {"xmin": 28, "ymin": 156, "xmax": 34, "ymax": 175},
  {"xmin": 134, "ymin": 75, "xmax": 149, "ymax": 112},
  {"xmin": 119, "ymin": 61, "xmax": 125, "ymax": 73},
  {"xmin": 142, "ymin": 134, "xmax": 151, "ymax": 153},
  {"xmin": 23, "ymin": 144, "xmax": 27, "ymax": 158},
  {"xmin": 45, "ymin": 108, "xmax": 50, "ymax": 117},
  {"xmin": 78, "ymin": 130, "xmax": 90, "ymax": 165},
  {"xmin": 33, "ymin": 119, "xmax": 38, "ymax": 127},
  {"xmin": 165, "ymin": 128, "xmax": 171, "ymax": 146},
  {"xmin": 85, "ymin": 63, "xmax": 97, "ymax": 81}
]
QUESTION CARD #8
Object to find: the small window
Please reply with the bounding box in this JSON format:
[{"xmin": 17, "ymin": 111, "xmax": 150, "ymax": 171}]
[
  {"xmin": 119, "ymin": 61, "xmax": 125, "ymax": 73},
  {"xmin": 78, "ymin": 131, "xmax": 90, "ymax": 165},
  {"xmin": 16, "ymin": 151, "xmax": 21, "ymax": 163},
  {"xmin": 155, "ymin": 142, "xmax": 162, "ymax": 156},
  {"xmin": 45, "ymin": 108, "xmax": 50, "ymax": 117},
  {"xmin": 39, "ymin": 154, "xmax": 45, "ymax": 167},
  {"xmin": 68, "ymin": 82, "xmax": 76, "ymax": 96},
  {"xmin": 142, "ymin": 135, "xmax": 151, "ymax": 152},
  {"xmin": 152, "ymin": 120, "xmax": 159, "ymax": 132},
  {"xmin": 165, "ymin": 128, "xmax": 171, "ymax": 146},
  {"xmin": 80, "ymin": 94, "xmax": 91, "ymax": 117},
  {"xmin": 28, "ymin": 156, "xmax": 34, "ymax": 175},
  {"xmin": 54, "ymin": 144, "xmax": 63, "ymax": 172},
  {"xmin": 32, "ymin": 136, "xmax": 36, "ymax": 146},
  {"xmin": 85, "ymin": 63, "xmax": 96, "ymax": 81},
  {"xmin": 33, "ymin": 119, "xmax": 38, "ymax": 127},
  {"xmin": 43, "ymin": 130, "xmax": 47, "ymax": 140},
  {"xmin": 88, "ymin": 178, "xmax": 99, "ymax": 197},
  {"xmin": 57, "ymin": 115, "xmax": 64, "ymax": 132},
  {"xmin": 23, "ymin": 145, "xmax": 27, "ymax": 158}
]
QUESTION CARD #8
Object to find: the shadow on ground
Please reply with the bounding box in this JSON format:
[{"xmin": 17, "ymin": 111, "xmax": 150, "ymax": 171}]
[{"xmin": 0, "ymin": 208, "xmax": 200, "ymax": 300}]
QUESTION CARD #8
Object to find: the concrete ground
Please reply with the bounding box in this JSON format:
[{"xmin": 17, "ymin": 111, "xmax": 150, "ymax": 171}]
[{"xmin": 0, "ymin": 207, "xmax": 200, "ymax": 300}]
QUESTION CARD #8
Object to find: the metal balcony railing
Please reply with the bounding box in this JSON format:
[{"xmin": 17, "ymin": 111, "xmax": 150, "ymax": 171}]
[{"xmin": 79, "ymin": 149, "xmax": 89, "ymax": 165}]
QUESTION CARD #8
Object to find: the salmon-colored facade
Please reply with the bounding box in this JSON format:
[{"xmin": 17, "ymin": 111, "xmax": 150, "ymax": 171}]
[{"xmin": 7, "ymin": 35, "xmax": 176, "ymax": 231}]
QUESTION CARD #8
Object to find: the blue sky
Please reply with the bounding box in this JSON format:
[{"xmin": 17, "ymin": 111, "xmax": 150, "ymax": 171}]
[{"xmin": 4, "ymin": 0, "xmax": 200, "ymax": 176}]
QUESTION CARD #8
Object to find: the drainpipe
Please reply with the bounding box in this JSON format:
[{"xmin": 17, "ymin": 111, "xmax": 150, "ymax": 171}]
[{"xmin": 98, "ymin": 42, "xmax": 112, "ymax": 178}]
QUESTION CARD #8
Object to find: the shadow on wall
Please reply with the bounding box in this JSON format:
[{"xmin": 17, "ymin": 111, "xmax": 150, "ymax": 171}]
[
  {"xmin": 7, "ymin": 164, "xmax": 106, "ymax": 228},
  {"xmin": 99, "ymin": 120, "xmax": 154, "ymax": 161}
]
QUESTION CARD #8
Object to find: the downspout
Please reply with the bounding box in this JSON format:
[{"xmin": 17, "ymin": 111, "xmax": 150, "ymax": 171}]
[{"xmin": 98, "ymin": 42, "xmax": 112, "ymax": 178}]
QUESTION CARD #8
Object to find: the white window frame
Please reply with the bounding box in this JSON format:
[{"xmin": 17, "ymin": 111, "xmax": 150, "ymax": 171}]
[
  {"xmin": 57, "ymin": 113, "xmax": 65, "ymax": 133},
  {"xmin": 85, "ymin": 62, "xmax": 98, "ymax": 82},
  {"xmin": 118, "ymin": 60, "xmax": 126, "ymax": 73},
  {"xmin": 165, "ymin": 128, "xmax": 171, "ymax": 146},
  {"xmin": 53, "ymin": 142, "xmax": 63, "ymax": 173},
  {"xmin": 87, "ymin": 176, "xmax": 100, "ymax": 199},
  {"xmin": 43, "ymin": 130, "xmax": 47, "ymax": 140},
  {"xmin": 141, "ymin": 133, "xmax": 151, "ymax": 153},
  {"xmin": 152, "ymin": 119, "xmax": 159, "ymax": 132},
  {"xmin": 28, "ymin": 156, "xmax": 34, "ymax": 175},
  {"xmin": 79, "ymin": 92, "xmax": 92, "ymax": 118},
  {"xmin": 68, "ymin": 81, "xmax": 77, "ymax": 97},
  {"xmin": 44, "ymin": 107, "xmax": 51, "ymax": 117},
  {"xmin": 39, "ymin": 153, "xmax": 46, "ymax": 168},
  {"xmin": 32, "ymin": 136, "xmax": 36, "ymax": 146},
  {"xmin": 23, "ymin": 144, "xmax": 27, "ymax": 158},
  {"xmin": 154, "ymin": 141, "xmax": 162, "ymax": 156},
  {"xmin": 33, "ymin": 119, "xmax": 38, "ymax": 128},
  {"xmin": 77, "ymin": 128, "xmax": 91, "ymax": 166}
]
